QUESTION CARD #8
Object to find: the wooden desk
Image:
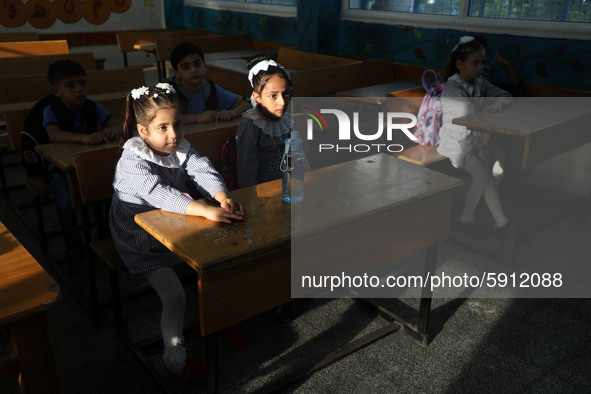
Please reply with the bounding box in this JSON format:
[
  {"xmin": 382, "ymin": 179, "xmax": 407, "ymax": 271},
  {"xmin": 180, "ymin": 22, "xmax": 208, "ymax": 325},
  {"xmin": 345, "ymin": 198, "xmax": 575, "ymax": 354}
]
[
  {"xmin": 0, "ymin": 32, "xmax": 39, "ymax": 42},
  {"xmin": 0, "ymin": 67, "xmax": 144, "ymax": 106},
  {"xmin": 0, "ymin": 40, "xmax": 69, "ymax": 57},
  {"xmin": 134, "ymin": 153, "xmax": 463, "ymax": 390},
  {"xmin": 453, "ymin": 97, "xmax": 591, "ymax": 258},
  {"xmin": 205, "ymin": 57, "xmax": 296, "ymax": 98},
  {"xmin": 205, "ymin": 58, "xmax": 394, "ymax": 99},
  {"xmin": 204, "ymin": 48, "xmax": 278, "ymax": 62},
  {"xmin": 35, "ymin": 118, "xmax": 242, "ymax": 173},
  {"xmin": 335, "ymin": 78, "xmax": 423, "ymax": 103},
  {"xmin": 116, "ymin": 29, "xmax": 208, "ymax": 68},
  {"xmin": 205, "ymin": 47, "xmax": 393, "ymax": 98},
  {"xmin": 0, "ymin": 52, "xmax": 97, "ymax": 78},
  {"xmin": 0, "ymin": 219, "xmax": 60, "ymax": 393},
  {"xmin": 2, "ymin": 91, "xmax": 129, "ymax": 152}
]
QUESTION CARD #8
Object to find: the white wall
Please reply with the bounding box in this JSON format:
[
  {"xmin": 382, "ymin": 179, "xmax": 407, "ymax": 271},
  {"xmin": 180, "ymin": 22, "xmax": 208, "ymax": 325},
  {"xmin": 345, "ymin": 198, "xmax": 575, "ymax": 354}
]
[{"xmin": 0, "ymin": 1, "xmax": 165, "ymax": 75}]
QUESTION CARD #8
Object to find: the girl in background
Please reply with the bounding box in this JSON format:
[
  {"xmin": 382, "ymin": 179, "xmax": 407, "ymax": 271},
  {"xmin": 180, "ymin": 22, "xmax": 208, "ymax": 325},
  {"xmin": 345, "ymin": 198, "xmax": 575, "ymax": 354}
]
[
  {"xmin": 437, "ymin": 36, "xmax": 512, "ymax": 237},
  {"xmin": 236, "ymin": 55, "xmax": 292, "ymax": 188}
]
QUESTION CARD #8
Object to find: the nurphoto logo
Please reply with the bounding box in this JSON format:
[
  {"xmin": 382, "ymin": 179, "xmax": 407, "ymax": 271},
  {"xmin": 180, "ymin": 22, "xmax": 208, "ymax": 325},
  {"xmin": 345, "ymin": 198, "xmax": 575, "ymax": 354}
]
[{"xmin": 302, "ymin": 105, "xmax": 418, "ymax": 154}]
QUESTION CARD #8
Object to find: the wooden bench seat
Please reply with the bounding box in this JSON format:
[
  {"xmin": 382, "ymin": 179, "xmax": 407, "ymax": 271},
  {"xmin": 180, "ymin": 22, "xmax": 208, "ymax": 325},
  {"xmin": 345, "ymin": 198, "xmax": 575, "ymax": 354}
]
[{"xmin": 397, "ymin": 145, "xmax": 447, "ymax": 167}]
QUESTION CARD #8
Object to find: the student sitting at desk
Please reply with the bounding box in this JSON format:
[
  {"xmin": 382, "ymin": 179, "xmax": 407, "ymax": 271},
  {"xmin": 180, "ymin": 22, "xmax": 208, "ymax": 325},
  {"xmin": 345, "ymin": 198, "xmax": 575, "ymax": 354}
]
[
  {"xmin": 236, "ymin": 55, "xmax": 293, "ymax": 188},
  {"xmin": 168, "ymin": 42, "xmax": 250, "ymax": 124},
  {"xmin": 437, "ymin": 36, "xmax": 512, "ymax": 238},
  {"xmin": 42, "ymin": 60, "xmax": 120, "ymax": 269},
  {"xmin": 110, "ymin": 84, "xmax": 245, "ymax": 380},
  {"xmin": 473, "ymin": 35, "xmax": 524, "ymax": 97}
]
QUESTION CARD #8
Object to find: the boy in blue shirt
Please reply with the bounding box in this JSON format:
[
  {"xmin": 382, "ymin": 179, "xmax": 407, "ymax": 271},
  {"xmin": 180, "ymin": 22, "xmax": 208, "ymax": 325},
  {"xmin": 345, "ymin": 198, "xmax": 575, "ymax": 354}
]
[
  {"xmin": 169, "ymin": 42, "xmax": 251, "ymax": 124},
  {"xmin": 43, "ymin": 60, "xmax": 120, "ymax": 271}
]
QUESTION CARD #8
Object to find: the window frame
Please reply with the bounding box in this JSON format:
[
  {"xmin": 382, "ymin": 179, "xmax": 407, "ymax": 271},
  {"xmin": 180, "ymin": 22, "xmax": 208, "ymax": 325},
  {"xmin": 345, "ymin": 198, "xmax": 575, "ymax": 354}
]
[
  {"xmin": 342, "ymin": 0, "xmax": 591, "ymax": 40},
  {"xmin": 183, "ymin": 0, "xmax": 297, "ymax": 18}
]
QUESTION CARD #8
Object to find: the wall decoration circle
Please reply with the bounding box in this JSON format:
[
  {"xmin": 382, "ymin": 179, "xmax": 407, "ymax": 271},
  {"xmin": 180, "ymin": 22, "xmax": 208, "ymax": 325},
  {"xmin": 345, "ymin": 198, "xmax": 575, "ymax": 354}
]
[
  {"xmin": 25, "ymin": 0, "xmax": 57, "ymax": 28},
  {"xmin": 54, "ymin": 0, "xmax": 83, "ymax": 24}
]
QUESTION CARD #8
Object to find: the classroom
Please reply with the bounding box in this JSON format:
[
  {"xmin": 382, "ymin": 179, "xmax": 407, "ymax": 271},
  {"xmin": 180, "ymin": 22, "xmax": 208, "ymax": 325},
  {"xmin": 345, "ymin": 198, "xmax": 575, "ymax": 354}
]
[{"xmin": 1, "ymin": 0, "xmax": 590, "ymax": 392}]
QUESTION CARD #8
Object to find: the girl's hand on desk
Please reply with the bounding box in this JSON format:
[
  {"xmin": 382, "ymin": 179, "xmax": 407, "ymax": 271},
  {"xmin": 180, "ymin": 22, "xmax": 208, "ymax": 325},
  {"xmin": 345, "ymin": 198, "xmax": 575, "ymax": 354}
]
[
  {"xmin": 484, "ymin": 102, "xmax": 504, "ymax": 113},
  {"xmin": 202, "ymin": 204, "xmax": 245, "ymax": 223},
  {"xmin": 220, "ymin": 198, "xmax": 246, "ymax": 218},
  {"xmin": 82, "ymin": 132, "xmax": 110, "ymax": 145}
]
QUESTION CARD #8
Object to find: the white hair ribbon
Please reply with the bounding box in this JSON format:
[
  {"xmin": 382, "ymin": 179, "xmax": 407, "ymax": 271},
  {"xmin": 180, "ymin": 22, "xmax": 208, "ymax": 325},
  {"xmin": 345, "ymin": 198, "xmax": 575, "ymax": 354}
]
[
  {"xmin": 131, "ymin": 86, "xmax": 149, "ymax": 100},
  {"xmin": 155, "ymin": 82, "xmax": 176, "ymax": 94},
  {"xmin": 452, "ymin": 36, "xmax": 476, "ymax": 52},
  {"xmin": 248, "ymin": 60, "xmax": 283, "ymax": 87}
]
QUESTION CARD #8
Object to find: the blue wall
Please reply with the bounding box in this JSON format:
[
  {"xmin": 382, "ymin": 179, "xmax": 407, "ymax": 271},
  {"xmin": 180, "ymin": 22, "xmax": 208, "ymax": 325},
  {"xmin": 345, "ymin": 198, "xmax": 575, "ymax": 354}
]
[{"xmin": 164, "ymin": 0, "xmax": 591, "ymax": 90}]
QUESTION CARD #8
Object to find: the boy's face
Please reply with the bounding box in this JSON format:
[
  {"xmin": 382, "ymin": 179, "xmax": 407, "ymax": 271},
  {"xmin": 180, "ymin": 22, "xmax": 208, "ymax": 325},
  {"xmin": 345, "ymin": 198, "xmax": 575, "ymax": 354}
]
[
  {"xmin": 52, "ymin": 74, "xmax": 87, "ymax": 110},
  {"xmin": 173, "ymin": 54, "xmax": 206, "ymax": 90}
]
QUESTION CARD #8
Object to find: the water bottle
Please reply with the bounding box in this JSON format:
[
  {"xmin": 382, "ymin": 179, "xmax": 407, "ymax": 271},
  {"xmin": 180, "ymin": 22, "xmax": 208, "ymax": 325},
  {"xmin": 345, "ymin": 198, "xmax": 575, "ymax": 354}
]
[{"xmin": 280, "ymin": 131, "xmax": 305, "ymax": 204}]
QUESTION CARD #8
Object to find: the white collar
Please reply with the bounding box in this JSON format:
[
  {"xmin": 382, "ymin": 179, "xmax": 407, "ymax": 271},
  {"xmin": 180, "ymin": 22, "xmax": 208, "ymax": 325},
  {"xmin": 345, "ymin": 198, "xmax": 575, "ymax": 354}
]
[
  {"xmin": 450, "ymin": 73, "xmax": 484, "ymax": 96},
  {"xmin": 124, "ymin": 136, "xmax": 190, "ymax": 168},
  {"xmin": 243, "ymin": 107, "xmax": 292, "ymax": 138}
]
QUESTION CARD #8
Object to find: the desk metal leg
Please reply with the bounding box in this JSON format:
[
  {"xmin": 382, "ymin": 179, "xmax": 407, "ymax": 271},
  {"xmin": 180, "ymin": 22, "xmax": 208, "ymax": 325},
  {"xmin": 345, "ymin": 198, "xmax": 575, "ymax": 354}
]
[
  {"xmin": 498, "ymin": 161, "xmax": 527, "ymax": 263},
  {"xmin": 206, "ymin": 332, "xmax": 219, "ymax": 394},
  {"xmin": 417, "ymin": 243, "xmax": 437, "ymax": 346},
  {"xmin": 256, "ymin": 241, "xmax": 440, "ymax": 392},
  {"xmin": 9, "ymin": 311, "xmax": 59, "ymax": 394}
]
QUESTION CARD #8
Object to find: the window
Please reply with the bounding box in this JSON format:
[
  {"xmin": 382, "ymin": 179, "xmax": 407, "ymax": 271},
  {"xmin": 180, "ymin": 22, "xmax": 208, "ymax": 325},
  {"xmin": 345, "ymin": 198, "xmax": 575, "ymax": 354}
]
[
  {"xmin": 184, "ymin": 0, "xmax": 297, "ymax": 18},
  {"xmin": 247, "ymin": 0, "xmax": 296, "ymax": 4},
  {"xmin": 469, "ymin": 0, "xmax": 590, "ymax": 22},
  {"xmin": 344, "ymin": 0, "xmax": 591, "ymax": 39}
]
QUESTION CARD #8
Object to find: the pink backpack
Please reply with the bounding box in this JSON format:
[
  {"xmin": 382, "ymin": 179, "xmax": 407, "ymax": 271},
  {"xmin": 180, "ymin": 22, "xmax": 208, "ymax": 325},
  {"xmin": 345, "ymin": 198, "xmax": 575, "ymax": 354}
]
[{"xmin": 414, "ymin": 70, "xmax": 444, "ymax": 146}]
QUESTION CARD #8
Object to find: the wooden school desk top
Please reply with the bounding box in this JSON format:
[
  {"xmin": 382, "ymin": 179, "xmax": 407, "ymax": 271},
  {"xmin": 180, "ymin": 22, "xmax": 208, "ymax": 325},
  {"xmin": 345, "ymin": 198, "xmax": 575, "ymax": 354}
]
[
  {"xmin": 452, "ymin": 97, "xmax": 591, "ymax": 169},
  {"xmin": 134, "ymin": 153, "xmax": 464, "ymax": 275},
  {"xmin": 0, "ymin": 91, "xmax": 129, "ymax": 115},
  {"xmin": 203, "ymin": 48, "xmax": 278, "ymax": 62},
  {"xmin": 335, "ymin": 78, "xmax": 423, "ymax": 100},
  {"xmin": 0, "ymin": 220, "xmax": 59, "ymax": 324},
  {"xmin": 207, "ymin": 57, "xmax": 297, "ymax": 77}
]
